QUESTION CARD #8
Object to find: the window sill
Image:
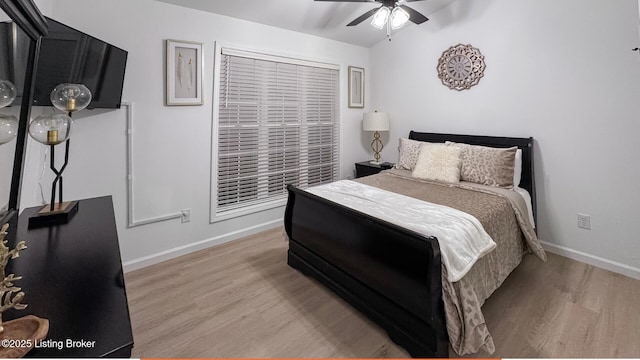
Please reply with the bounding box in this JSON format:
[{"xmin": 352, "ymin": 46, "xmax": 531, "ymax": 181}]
[{"xmin": 210, "ymin": 197, "xmax": 287, "ymax": 223}]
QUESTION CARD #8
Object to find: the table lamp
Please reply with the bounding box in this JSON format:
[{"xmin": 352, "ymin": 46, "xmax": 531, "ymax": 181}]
[
  {"xmin": 362, "ymin": 111, "xmax": 389, "ymax": 164},
  {"xmin": 27, "ymin": 83, "xmax": 91, "ymax": 227}
]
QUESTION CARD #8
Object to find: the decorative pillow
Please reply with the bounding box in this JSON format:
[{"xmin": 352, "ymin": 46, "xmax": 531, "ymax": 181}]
[
  {"xmin": 446, "ymin": 142, "xmax": 517, "ymax": 187},
  {"xmin": 396, "ymin": 138, "xmax": 427, "ymax": 170},
  {"xmin": 412, "ymin": 144, "xmax": 462, "ymax": 183}
]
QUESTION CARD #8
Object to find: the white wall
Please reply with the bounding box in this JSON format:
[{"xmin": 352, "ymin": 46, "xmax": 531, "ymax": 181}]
[
  {"xmin": 369, "ymin": 0, "xmax": 640, "ymax": 277},
  {"xmin": 24, "ymin": 0, "xmax": 371, "ymax": 269}
]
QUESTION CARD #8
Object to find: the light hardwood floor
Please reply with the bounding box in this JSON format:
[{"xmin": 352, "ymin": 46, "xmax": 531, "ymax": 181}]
[{"xmin": 125, "ymin": 228, "xmax": 640, "ymax": 358}]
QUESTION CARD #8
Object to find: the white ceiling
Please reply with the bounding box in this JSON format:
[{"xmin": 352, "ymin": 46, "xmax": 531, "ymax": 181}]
[{"xmin": 154, "ymin": 0, "xmax": 456, "ymax": 48}]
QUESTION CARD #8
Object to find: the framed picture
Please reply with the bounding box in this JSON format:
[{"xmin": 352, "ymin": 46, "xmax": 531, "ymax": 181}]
[
  {"xmin": 166, "ymin": 39, "xmax": 204, "ymax": 106},
  {"xmin": 348, "ymin": 66, "xmax": 364, "ymax": 108}
]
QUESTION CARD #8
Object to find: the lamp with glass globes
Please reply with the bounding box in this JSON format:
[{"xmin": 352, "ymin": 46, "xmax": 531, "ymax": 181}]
[
  {"xmin": 28, "ymin": 83, "xmax": 91, "ymax": 227},
  {"xmin": 0, "ymin": 79, "xmax": 18, "ymax": 146}
]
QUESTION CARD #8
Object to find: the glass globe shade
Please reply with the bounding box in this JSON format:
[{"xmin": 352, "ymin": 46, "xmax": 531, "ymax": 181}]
[
  {"xmin": 0, "ymin": 114, "xmax": 18, "ymax": 145},
  {"xmin": 371, "ymin": 6, "xmax": 391, "ymax": 29},
  {"xmin": 28, "ymin": 114, "xmax": 73, "ymax": 145},
  {"xmin": 50, "ymin": 83, "xmax": 92, "ymax": 112},
  {"xmin": 390, "ymin": 7, "xmax": 410, "ymax": 29},
  {"xmin": 0, "ymin": 80, "xmax": 17, "ymax": 109}
]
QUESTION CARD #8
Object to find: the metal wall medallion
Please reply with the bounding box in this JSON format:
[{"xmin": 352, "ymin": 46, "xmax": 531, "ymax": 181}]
[{"xmin": 437, "ymin": 44, "xmax": 486, "ymax": 91}]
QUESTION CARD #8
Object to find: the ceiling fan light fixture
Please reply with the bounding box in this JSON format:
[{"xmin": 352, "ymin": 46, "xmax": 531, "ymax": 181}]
[
  {"xmin": 390, "ymin": 6, "xmax": 410, "ymax": 29},
  {"xmin": 371, "ymin": 6, "xmax": 390, "ymax": 29}
]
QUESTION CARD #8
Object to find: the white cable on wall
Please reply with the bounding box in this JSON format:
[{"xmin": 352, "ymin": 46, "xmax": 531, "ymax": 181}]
[{"xmin": 123, "ymin": 101, "xmax": 183, "ymax": 228}]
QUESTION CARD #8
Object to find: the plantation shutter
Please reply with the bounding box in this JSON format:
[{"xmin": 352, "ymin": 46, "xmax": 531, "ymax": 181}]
[{"xmin": 216, "ymin": 48, "xmax": 340, "ymax": 214}]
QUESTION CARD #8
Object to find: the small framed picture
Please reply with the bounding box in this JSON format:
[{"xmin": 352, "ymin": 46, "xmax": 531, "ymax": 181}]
[
  {"xmin": 348, "ymin": 66, "xmax": 364, "ymax": 108},
  {"xmin": 166, "ymin": 39, "xmax": 204, "ymax": 106}
]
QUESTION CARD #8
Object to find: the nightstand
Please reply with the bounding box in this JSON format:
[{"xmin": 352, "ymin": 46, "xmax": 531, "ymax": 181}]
[{"xmin": 355, "ymin": 161, "xmax": 395, "ymax": 178}]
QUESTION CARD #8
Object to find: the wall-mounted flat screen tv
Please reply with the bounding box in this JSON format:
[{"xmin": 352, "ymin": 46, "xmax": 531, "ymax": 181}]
[{"xmin": 32, "ymin": 17, "xmax": 128, "ymax": 109}]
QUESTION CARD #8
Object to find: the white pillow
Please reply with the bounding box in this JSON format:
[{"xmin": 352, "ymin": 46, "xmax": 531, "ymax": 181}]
[
  {"xmin": 412, "ymin": 144, "xmax": 462, "ymax": 183},
  {"xmin": 513, "ymin": 149, "xmax": 522, "ymax": 187}
]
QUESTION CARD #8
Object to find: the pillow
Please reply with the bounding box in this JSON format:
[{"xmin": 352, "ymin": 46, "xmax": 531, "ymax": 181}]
[
  {"xmin": 446, "ymin": 142, "xmax": 523, "ymax": 186},
  {"xmin": 396, "ymin": 138, "xmax": 427, "ymax": 170},
  {"xmin": 446, "ymin": 142, "xmax": 517, "ymax": 187},
  {"xmin": 513, "ymin": 149, "xmax": 522, "ymax": 187},
  {"xmin": 412, "ymin": 144, "xmax": 462, "ymax": 183}
]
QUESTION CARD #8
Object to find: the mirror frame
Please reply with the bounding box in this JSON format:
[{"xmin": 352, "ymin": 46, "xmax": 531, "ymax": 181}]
[{"xmin": 0, "ymin": 0, "xmax": 47, "ymax": 226}]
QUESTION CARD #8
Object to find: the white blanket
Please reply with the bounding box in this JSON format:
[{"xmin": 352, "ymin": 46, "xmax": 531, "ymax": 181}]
[{"xmin": 306, "ymin": 180, "xmax": 496, "ymax": 282}]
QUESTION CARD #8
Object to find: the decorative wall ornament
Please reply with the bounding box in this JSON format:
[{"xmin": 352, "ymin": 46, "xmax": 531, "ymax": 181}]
[
  {"xmin": 348, "ymin": 66, "xmax": 365, "ymax": 108},
  {"xmin": 437, "ymin": 44, "xmax": 486, "ymax": 91},
  {"xmin": 166, "ymin": 39, "xmax": 204, "ymax": 106}
]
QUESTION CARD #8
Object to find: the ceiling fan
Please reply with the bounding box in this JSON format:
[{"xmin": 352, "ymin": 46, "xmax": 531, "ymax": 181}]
[{"xmin": 314, "ymin": 0, "xmax": 429, "ymax": 30}]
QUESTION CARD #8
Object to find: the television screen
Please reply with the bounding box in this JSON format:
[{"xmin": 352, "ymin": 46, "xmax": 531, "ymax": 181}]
[{"xmin": 32, "ymin": 17, "xmax": 128, "ymax": 109}]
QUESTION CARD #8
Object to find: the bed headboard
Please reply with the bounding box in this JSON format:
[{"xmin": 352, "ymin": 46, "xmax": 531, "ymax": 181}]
[{"xmin": 409, "ymin": 131, "xmax": 536, "ymax": 225}]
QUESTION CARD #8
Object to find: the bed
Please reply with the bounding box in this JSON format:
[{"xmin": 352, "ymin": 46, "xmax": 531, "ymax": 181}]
[{"xmin": 284, "ymin": 131, "xmax": 545, "ymax": 357}]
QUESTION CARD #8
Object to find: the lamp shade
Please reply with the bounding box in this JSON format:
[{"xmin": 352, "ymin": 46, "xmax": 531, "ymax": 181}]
[
  {"xmin": 0, "ymin": 80, "xmax": 17, "ymax": 108},
  {"xmin": 390, "ymin": 7, "xmax": 410, "ymax": 29},
  {"xmin": 50, "ymin": 83, "xmax": 92, "ymax": 112},
  {"xmin": 362, "ymin": 111, "xmax": 390, "ymax": 132},
  {"xmin": 0, "ymin": 114, "xmax": 18, "ymax": 145},
  {"xmin": 371, "ymin": 6, "xmax": 390, "ymax": 29},
  {"xmin": 28, "ymin": 114, "xmax": 73, "ymax": 145}
]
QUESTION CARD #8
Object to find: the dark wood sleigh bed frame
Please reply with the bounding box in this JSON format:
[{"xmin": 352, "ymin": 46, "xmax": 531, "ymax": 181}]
[{"xmin": 284, "ymin": 131, "xmax": 536, "ymax": 357}]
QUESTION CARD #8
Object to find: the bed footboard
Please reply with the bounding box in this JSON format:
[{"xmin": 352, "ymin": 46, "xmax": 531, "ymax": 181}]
[{"xmin": 285, "ymin": 185, "xmax": 449, "ymax": 358}]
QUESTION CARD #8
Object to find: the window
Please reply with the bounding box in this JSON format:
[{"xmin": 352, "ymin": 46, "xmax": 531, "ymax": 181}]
[{"xmin": 214, "ymin": 48, "xmax": 339, "ymax": 217}]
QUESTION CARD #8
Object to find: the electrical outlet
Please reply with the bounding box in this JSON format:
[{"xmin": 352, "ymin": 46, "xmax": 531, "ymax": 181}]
[
  {"xmin": 577, "ymin": 213, "xmax": 591, "ymax": 230},
  {"xmin": 181, "ymin": 209, "xmax": 191, "ymax": 223}
]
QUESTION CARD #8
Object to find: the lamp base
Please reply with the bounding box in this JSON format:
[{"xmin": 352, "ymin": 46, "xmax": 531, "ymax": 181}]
[
  {"xmin": 369, "ymin": 160, "xmax": 383, "ymax": 165},
  {"xmin": 28, "ymin": 201, "xmax": 79, "ymax": 228}
]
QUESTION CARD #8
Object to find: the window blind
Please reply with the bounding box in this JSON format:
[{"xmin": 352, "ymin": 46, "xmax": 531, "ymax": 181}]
[{"xmin": 216, "ymin": 50, "xmax": 339, "ymax": 214}]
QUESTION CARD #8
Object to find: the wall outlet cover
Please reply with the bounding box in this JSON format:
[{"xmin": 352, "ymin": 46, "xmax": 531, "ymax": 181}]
[
  {"xmin": 577, "ymin": 213, "xmax": 591, "ymax": 230},
  {"xmin": 181, "ymin": 209, "xmax": 191, "ymax": 223}
]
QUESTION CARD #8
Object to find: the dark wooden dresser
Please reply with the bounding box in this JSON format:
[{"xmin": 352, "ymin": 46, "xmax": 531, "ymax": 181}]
[{"xmin": 4, "ymin": 196, "xmax": 134, "ymax": 357}]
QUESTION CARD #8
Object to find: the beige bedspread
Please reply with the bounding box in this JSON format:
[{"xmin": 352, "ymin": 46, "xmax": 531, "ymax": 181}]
[{"xmin": 355, "ymin": 169, "xmax": 546, "ymax": 355}]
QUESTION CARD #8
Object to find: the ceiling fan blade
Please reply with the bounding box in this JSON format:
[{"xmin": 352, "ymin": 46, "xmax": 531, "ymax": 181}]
[
  {"xmin": 347, "ymin": 6, "xmax": 382, "ymax": 26},
  {"xmin": 399, "ymin": 5, "xmax": 429, "ymax": 24},
  {"xmin": 314, "ymin": 0, "xmax": 378, "ymax": 2}
]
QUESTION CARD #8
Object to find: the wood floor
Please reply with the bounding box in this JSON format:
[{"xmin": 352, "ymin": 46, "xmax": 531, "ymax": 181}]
[{"xmin": 125, "ymin": 228, "xmax": 640, "ymax": 358}]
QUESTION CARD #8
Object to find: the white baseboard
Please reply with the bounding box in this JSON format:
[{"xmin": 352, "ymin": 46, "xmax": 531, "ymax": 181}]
[
  {"xmin": 122, "ymin": 219, "xmax": 282, "ymax": 273},
  {"xmin": 540, "ymin": 240, "xmax": 640, "ymax": 280}
]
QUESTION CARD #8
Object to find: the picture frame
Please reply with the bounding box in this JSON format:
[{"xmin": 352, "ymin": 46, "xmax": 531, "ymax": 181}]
[
  {"xmin": 166, "ymin": 39, "xmax": 204, "ymax": 106},
  {"xmin": 348, "ymin": 66, "xmax": 364, "ymax": 108}
]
